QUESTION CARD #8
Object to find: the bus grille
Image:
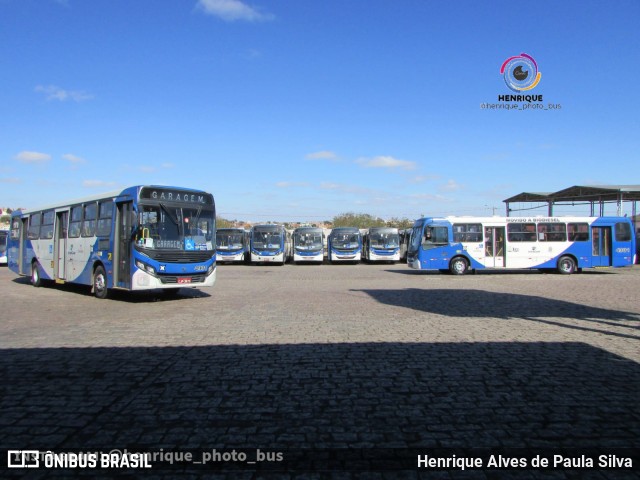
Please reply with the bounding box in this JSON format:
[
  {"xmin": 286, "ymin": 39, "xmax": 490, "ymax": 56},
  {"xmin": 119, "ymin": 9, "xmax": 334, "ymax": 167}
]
[{"xmin": 140, "ymin": 250, "xmax": 215, "ymax": 263}]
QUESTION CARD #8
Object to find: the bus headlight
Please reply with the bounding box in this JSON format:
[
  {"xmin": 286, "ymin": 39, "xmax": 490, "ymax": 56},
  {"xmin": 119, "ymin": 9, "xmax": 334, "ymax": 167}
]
[{"xmin": 135, "ymin": 260, "xmax": 156, "ymax": 276}]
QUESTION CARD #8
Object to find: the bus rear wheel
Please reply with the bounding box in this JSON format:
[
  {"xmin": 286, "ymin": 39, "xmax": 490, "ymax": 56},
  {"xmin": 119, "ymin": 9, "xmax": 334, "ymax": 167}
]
[
  {"xmin": 449, "ymin": 257, "xmax": 469, "ymax": 275},
  {"xmin": 557, "ymin": 256, "xmax": 576, "ymax": 274},
  {"xmin": 93, "ymin": 265, "xmax": 109, "ymax": 299},
  {"xmin": 31, "ymin": 261, "xmax": 42, "ymax": 287}
]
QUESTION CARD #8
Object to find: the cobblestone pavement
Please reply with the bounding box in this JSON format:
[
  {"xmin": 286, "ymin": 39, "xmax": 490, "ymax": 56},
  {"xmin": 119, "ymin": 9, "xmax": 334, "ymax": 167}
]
[{"xmin": 1, "ymin": 264, "xmax": 639, "ymax": 478}]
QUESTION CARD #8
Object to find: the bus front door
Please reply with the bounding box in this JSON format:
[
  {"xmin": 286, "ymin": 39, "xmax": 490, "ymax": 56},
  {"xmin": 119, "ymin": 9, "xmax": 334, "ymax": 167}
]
[
  {"xmin": 483, "ymin": 227, "xmax": 505, "ymax": 268},
  {"xmin": 55, "ymin": 210, "xmax": 69, "ymax": 280},
  {"xmin": 19, "ymin": 217, "xmax": 28, "ymax": 275},
  {"xmin": 115, "ymin": 201, "xmax": 133, "ymax": 289},
  {"xmin": 591, "ymin": 226, "xmax": 612, "ymax": 267}
]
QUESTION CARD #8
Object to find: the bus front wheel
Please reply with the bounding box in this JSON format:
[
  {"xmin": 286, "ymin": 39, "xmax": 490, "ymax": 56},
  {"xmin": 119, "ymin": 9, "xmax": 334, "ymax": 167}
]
[
  {"xmin": 31, "ymin": 261, "xmax": 42, "ymax": 287},
  {"xmin": 449, "ymin": 257, "xmax": 469, "ymax": 275},
  {"xmin": 557, "ymin": 256, "xmax": 576, "ymax": 274},
  {"xmin": 93, "ymin": 265, "xmax": 109, "ymax": 299}
]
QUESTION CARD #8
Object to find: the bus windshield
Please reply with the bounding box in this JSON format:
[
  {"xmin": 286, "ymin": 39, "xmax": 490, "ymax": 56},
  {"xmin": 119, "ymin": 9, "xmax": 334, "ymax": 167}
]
[
  {"xmin": 0, "ymin": 231, "xmax": 7, "ymax": 249},
  {"xmin": 137, "ymin": 204, "xmax": 214, "ymax": 250},
  {"xmin": 333, "ymin": 233, "xmax": 359, "ymax": 247},
  {"xmin": 369, "ymin": 232, "xmax": 399, "ymax": 248},
  {"xmin": 253, "ymin": 232, "xmax": 282, "ymax": 251},
  {"xmin": 294, "ymin": 232, "xmax": 323, "ymax": 251},
  {"xmin": 216, "ymin": 233, "xmax": 245, "ymax": 250}
]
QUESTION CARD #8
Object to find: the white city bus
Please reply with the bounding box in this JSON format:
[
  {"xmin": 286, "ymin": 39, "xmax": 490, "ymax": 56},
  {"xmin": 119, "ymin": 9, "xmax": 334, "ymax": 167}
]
[
  {"xmin": 407, "ymin": 216, "xmax": 636, "ymax": 274},
  {"xmin": 363, "ymin": 227, "xmax": 400, "ymax": 263},
  {"xmin": 292, "ymin": 227, "xmax": 324, "ymax": 263},
  {"xmin": 216, "ymin": 228, "xmax": 249, "ymax": 263},
  {"xmin": 327, "ymin": 227, "xmax": 362, "ymax": 263},
  {"xmin": 8, "ymin": 185, "xmax": 217, "ymax": 298},
  {"xmin": 249, "ymin": 224, "xmax": 290, "ymax": 265}
]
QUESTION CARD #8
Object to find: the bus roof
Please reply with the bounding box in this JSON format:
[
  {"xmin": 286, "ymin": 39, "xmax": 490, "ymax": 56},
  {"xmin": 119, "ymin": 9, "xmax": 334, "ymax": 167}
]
[
  {"xmin": 10, "ymin": 185, "xmax": 212, "ymax": 216},
  {"xmin": 330, "ymin": 227, "xmax": 360, "ymax": 233},
  {"xmin": 414, "ymin": 215, "xmax": 631, "ymax": 225}
]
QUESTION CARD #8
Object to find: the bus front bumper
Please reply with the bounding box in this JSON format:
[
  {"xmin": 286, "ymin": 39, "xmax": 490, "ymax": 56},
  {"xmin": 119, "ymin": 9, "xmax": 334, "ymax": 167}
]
[{"xmin": 131, "ymin": 266, "xmax": 217, "ymax": 290}]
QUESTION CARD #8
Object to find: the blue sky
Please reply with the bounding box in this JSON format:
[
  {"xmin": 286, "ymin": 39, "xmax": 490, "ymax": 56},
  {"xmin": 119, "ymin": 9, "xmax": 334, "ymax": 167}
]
[{"xmin": 1, "ymin": 0, "xmax": 639, "ymax": 222}]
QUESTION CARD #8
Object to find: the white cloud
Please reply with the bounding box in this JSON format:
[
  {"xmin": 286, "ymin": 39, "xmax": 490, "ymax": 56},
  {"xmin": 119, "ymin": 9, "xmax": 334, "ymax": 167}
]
[
  {"xmin": 319, "ymin": 182, "xmax": 373, "ymax": 195},
  {"xmin": 356, "ymin": 155, "xmax": 417, "ymax": 170},
  {"xmin": 196, "ymin": 0, "xmax": 274, "ymax": 22},
  {"xmin": 306, "ymin": 151, "xmax": 338, "ymax": 161},
  {"xmin": 0, "ymin": 177, "xmax": 22, "ymax": 184},
  {"xmin": 15, "ymin": 151, "xmax": 51, "ymax": 164},
  {"xmin": 62, "ymin": 153, "xmax": 86, "ymax": 164},
  {"xmin": 276, "ymin": 181, "xmax": 308, "ymax": 188},
  {"xmin": 35, "ymin": 85, "xmax": 94, "ymax": 102},
  {"xmin": 409, "ymin": 174, "xmax": 440, "ymax": 184},
  {"xmin": 161, "ymin": 162, "xmax": 175, "ymax": 169},
  {"xmin": 439, "ymin": 179, "xmax": 463, "ymax": 192},
  {"xmin": 82, "ymin": 180, "xmax": 117, "ymax": 188},
  {"xmin": 409, "ymin": 193, "xmax": 449, "ymax": 201}
]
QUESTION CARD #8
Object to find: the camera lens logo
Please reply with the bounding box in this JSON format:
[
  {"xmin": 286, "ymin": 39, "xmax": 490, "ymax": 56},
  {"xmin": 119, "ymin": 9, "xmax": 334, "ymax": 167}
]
[{"xmin": 500, "ymin": 53, "xmax": 541, "ymax": 92}]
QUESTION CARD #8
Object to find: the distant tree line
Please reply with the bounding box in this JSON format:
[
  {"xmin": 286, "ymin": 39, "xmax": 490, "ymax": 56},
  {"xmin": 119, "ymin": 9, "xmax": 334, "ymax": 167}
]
[
  {"xmin": 216, "ymin": 213, "xmax": 414, "ymax": 230},
  {"xmin": 331, "ymin": 212, "xmax": 413, "ymax": 229}
]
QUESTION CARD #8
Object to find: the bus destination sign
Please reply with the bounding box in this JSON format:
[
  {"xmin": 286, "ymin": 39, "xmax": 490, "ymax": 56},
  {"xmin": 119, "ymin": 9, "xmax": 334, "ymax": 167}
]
[{"xmin": 139, "ymin": 187, "xmax": 212, "ymax": 205}]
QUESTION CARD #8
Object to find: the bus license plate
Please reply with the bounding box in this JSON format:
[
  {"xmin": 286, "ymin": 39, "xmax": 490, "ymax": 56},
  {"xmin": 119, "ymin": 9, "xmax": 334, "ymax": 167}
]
[{"xmin": 177, "ymin": 277, "xmax": 192, "ymax": 284}]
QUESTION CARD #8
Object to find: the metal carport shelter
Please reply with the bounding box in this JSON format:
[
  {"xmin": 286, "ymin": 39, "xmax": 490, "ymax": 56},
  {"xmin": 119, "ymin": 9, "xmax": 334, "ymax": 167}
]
[{"xmin": 504, "ymin": 184, "xmax": 640, "ymax": 231}]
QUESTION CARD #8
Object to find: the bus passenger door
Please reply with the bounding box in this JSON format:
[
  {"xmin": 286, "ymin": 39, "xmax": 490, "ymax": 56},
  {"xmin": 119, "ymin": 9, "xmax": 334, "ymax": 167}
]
[
  {"xmin": 115, "ymin": 201, "xmax": 133, "ymax": 289},
  {"xmin": 55, "ymin": 210, "xmax": 69, "ymax": 280},
  {"xmin": 591, "ymin": 226, "xmax": 612, "ymax": 267},
  {"xmin": 19, "ymin": 217, "xmax": 28, "ymax": 275},
  {"xmin": 483, "ymin": 227, "xmax": 505, "ymax": 267}
]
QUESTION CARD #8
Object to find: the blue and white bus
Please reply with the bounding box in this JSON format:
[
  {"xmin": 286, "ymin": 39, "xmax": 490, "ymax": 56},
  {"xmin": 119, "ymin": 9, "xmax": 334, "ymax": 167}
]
[
  {"xmin": 327, "ymin": 227, "xmax": 362, "ymax": 263},
  {"xmin": 407, "ymin": 216, "xmax": 636, "ymax": 275},
  {"xmin": 7, "ymin": 185, "xmax": 216, "ymax": 298},
  {"xmin": 292, "ymin": 227, "xmax": 324, "ymax": 263},
  {"xmin": 216, "ymin": 228, "xmax": 249, "ymax": 263},
  {"xmin": 249, "ymin": 224, "xmax": 289, "ymax": 264},
  {"xmin": 0, "ymin": 228, "xmax": 8, "ymax": 265},
  {"xmin": 363, "ymin": 227, "xmax": 400, "ymax": 263}
]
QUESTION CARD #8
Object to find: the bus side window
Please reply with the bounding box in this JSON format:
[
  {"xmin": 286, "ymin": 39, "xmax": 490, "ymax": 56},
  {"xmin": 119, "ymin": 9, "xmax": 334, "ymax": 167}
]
[
  {"xmin": 568, "ymin": 222, "xmax": 589, "ymax": 241},
  {"xmin": 40, "ymin": 211, "xmax": 55, "ymax": 239},
  {"xmin": 82, "ymin": 203, "xmax": 97, "ymax": 237},
  {"xmin": 28, "ymin": 213, "xmax": 41, "ymax": 240},
  {"xmin": 615, "ymin": 222, "xmax": 631, "ymax": 242},
  {"xmin": 423, "ymin": 226, "xmax": 448, "ymax": 247},
  {"xmin": 69, "ymin": 206, "xmax": 82, "ymax": 238}
]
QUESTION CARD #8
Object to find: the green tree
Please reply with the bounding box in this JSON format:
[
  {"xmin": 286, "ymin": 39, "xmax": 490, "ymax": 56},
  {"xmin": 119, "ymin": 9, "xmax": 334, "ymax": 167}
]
[
  {"xmin": 386, "ymin": 217, "xmax": 415, "ymax": 229},
  {"xmin": 216, "ymin": 217, "xmax": 235, "ymax": 229},
  {"xmin": 332, "ymin": 212, "xmax": 386, "ymax": 229}
]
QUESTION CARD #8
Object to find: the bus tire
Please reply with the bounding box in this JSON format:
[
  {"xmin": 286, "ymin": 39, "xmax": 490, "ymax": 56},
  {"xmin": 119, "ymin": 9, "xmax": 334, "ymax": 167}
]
[
  {"xmin": 93, "ymin": 265, "xmax": 109, "ymax": 299},
  {"xmin": 31, "ymin": 261, "xmax": 42, "ymax": 287},
  {"xmin": 449, "ymin": 256, "xmax": 469, "ymax": 275},
  {"xmin": 557, "ymin": 256, "xmax": 576, "ymax": 274}
]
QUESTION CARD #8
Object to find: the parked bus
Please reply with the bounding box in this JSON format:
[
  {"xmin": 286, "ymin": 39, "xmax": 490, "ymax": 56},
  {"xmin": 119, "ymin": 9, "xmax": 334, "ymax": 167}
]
[
  {"xmin": 292, "ymin": 227, "xmax": 324, "ymax": 263},
  {"xmin": 216, "ymin": 228, "xmax": 249, "ymax": 263},
  {"xmin": 0, "ymin": 228, "xmax": 8, "ymax": 265},
  {"xmin": 249, "ymin": 224, "xmax": 289, "ymax": 264},
  {"xmin": 327, "ymin": 227, "xmax": 362, "ymax": 263},
  {"xmin": 363, "ymin": 227, "xmax": 400, "ymax": 263},
  {"xmin": 407, "ymin": 216, "xmax": 636, "ymax": 275},
  {"xmin": 7, "ymin": 185, "xmax": 217, "ymax": 298}
]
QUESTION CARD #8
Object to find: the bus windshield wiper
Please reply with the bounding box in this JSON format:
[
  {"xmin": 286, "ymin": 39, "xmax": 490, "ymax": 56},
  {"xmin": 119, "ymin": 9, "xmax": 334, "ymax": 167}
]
[{"xmin": 159, "ymin": 203, "xmax": 179, "ymax": 226}]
